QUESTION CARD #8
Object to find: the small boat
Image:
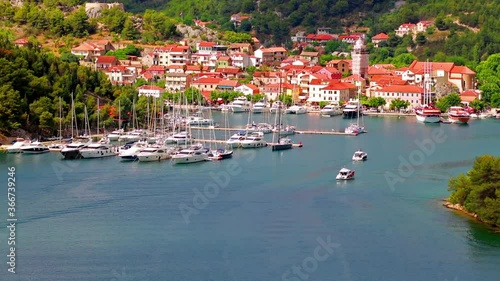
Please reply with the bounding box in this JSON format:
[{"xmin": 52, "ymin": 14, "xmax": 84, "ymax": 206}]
[
  {"xmin": 271, "ymin": 137, "xmax": 293, "ymax": 151},
  {"xmin": 227, "ymin": 96, "xmax": 252, "ymax": 113},
  {"xmin": 60, "ymin": 137, "xmax": 92, "ymax": 160},
  {"xmin": 107, "ymin": 129, "xmax": 124, "ymax": 141},
  {"xmin": 208, "ymin": 148, "xmax": 233, "ymax": 160},
  {"xmin": 285, "ymin": 104, "xmax": 307, "ymax": 114},
  {"xmin": 252, "ymin": 100, "xmax": 269, "ymax": 113},
  {"xmin": 20, "ymin": 141, "xmax": 50, "ymax": 154},
  {"xmin": 352, "ymin": 149, "xmax": 368, "ymax": 161},
  {"xmin": 345, "ymin": 123, "xmax": 365, "ymax": 134},
  {"xmin": 240, "ymin": 132, "xmax": 267, "ymax": 148},
  {"xmin": 336, "ymin": 168, "xmax": 355, "ymax": 180},
  {"xmin": 165, "ymin": 131, "xmax": 192, "ymax": 145},
  {"xmin": 320, "ymin": 104, "xmax": 342, "ymax": 116}
]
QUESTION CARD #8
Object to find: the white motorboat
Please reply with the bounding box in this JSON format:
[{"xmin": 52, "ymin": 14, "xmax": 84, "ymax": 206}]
[
  {"xmin": 185, "ymin": 115, "xmax": 215, "ymax": 126},
  {"xmin": 6, "ymin": 138, "xmax": 31, "ymax": 153},
  {"xmin": 415, "ymin": 105, "xmax": 441, "ymax": 123},
  {"xmin": 207, "ymin": 147, "xmax": 233, "ymax": 160},
  {"xmin": 320, "ymin": 104, "xmax": 342, "ymax": 116},
  {"xmin": 171, "ymin": 145, "xmax": 209, "ymax": 164},
  {"xmin": 226, "ymin": 130, "xmax": 247, "ymax": 148},
  {"xmin": 165, "ymin": 131, "xmax": 192, "ymax": 145},
  {"xmin": 228, "ymin": 96, "xmax": 252, "ymax": 113},
  {"xmin": 48, "ymin": 143, "xmax": 65, "ymax": 152},
  {"xmin": 352, "ymin": 149, "xmax": 368, "ymax": 161},
  {"xmin": 118, "ymin": 142, "xmax": 147, "ymax": 161},
  {"xmin": 269, "ymin": 101, "xmax": 285, "ymax": 114},
  {"xmin": 79, "ymin": 143, "xmax": 117, "ymax": 158},
  {"xmin": 336, "ymin": 168, "xmax": 355, "ymax": 180},
  {"xmin": 137, "ymin": 146, "xmax": 172, "ymax": 162},
  {"xmin": 285, "ymin": 104, "xmax": 307, "ymax": 114},
  {"xmin": 239, "ymin": 132, "xmax": 267, "ymax": 148},
  {"xmin": 478, "ymin": 112, "xmax": 491, "ymax": 119},
  {"xmin": 20, "ymin": 141, "xmax": 49, "ymax": 154},
  {"xmin": 252, "ymin": 100, "xmax": 269, "ymax": 113},
  {"xmin": 107, "ymin": 129, "xmax": 124, "ymax": 141}
]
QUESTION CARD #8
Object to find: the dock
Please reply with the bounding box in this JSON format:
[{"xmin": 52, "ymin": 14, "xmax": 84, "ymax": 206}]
[{"xmin": 191, "ymin": 127, "xmax": 357, "ymax": 136}]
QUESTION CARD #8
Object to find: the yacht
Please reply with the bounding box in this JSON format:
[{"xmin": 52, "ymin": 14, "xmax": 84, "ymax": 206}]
[
  {"xmin": 239, "ymin": 132, "xmax": 267, "ymax": 148},
  {"xmin": 60, "ymin": 137, "xmax": 92, "ymax": 159},
  {"xmin": 20, "ymin": 141, "xmax": 49, "ymax": 154},
  {"xmin": 185, "ymin": 115, "xmax": 215, "ymax": 126},
  {"xmin": 252, "ymin": 100, "xmax": 269, "ymax": 113},
  {"xmin": 107, "ymin": 129, "xmax": 124, "ymax": 141},
  {"xmin": 269, "ymin": 101, "xmax": 285, "ymax": 114},
  {"xmin": 137, "ymin": 146, "xmax": 172, "ymax": 162},
  {"xmin": 165, "ymin": 131, "xmax": 192, "ymax": 145},
  {"xmin": 270, "ymin": 137, "xmax": 293, "ymax": 151},
  {"xmin": 336, "ymin": 168, "xmax": 355, "ymax": 180},
  {"xmin": 352, "ymin": 149, "xmax": 368, "ymax": 161},
  {"xmin": 226, "ymin": 130, "xmax": 247, "ymax": 148},
  {"xmin": 79, "ymin": 143, "xmax": 117, "ymax": 159},
  {"xmin": 228, "ymin": 96, "xmax": 252, "ymax": 113},
  {"xmin": 6, "ymin": 138, "xmax": 31, "ymax": 153},
  {"xmin": 171, "ymin": 145, "xmax": 209, "ymax": 164},
  {"xmin": 118, "ymin": 142, "xmax": 147, "ymax": 161},
  {"xmin": 285, "ymin": 105, "xmax": 307, "ymax": 114},
  {"xmin": 220, "ymin": 104, "xmax": 233, "ymax": 112},
  {"xmin": 320, "ymin": 104, "xmax": 342, "ymax": 116},
  {"xmin": 273, "ymin": 125, "xmax": 296, "ymax": 136},
  {"xmin": 415, "ymin": 105, "xmax": 441, "ymax": 123},
  {"xmin": 342, "ymin": 100, "xmax": 361, "ymax": 118},
  {"xmin": 448, "ymin": 106, "xmax": 471, "ymax": 124}
]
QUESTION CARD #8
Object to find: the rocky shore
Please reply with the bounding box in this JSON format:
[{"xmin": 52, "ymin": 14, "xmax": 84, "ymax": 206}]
[{"xmin": 443, "ymin": 199, "xmax": 499, "ymax": 230}]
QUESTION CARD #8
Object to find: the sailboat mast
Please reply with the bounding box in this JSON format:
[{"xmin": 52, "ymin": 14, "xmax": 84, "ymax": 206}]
[
  {"xmin": 59, "ymin": 96, "xmax": 62, "ymax": 142},
  {"xmin": 97, "ymin": 97, "xmax": 100, "ymax": 136}
]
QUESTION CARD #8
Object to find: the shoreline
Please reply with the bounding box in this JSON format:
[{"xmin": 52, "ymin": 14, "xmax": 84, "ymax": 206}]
[{"xmin": 442, "ymin": 199, "xmax": 500, "ymax": 230}]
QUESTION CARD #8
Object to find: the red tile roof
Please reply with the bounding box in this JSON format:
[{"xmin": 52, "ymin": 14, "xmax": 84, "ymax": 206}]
[
  {"xmin": 450, "ymin": 65, "xmax": 476, "ymax": 75},
  {"xmin": 199, "ymin": 41, "xmax": 216, "ymax": 47},
  {"xmin": 372, "ymin": 33, "xmax": 389, "ymax": 40},
  {"xmin": 192, "ymin": 77, "xmax": 223, "ymax": 84},
  {"xmin": 322, "ymin": 81, "xmax": 357, "ymax": 91},
  {"xmin": 96, "ymin": 56, "xmax": 118, "ymax": 64}
]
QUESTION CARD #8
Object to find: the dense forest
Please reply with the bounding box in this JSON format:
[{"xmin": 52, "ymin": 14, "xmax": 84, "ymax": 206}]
[{"xmin": 448, "ymin": 155, "xmax": 500, "ymax": 227}]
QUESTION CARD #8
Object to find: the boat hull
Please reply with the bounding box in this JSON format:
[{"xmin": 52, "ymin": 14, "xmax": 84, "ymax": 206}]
[
  {"xmin": 448, "ymin": 115, "xmax": 470, "ymax": 124},
  {"xmin": 137, "ymin": 153, "xmax": 171, "ymax": 162},
  {"xmin": 22, "ymin": 148, "xmax": 49, "ymax": 154},
  {"xmin": 61, "ymin": 149, "xmax": 83, "ymax": 160},
  {"xmin": 271, "ymin": 144, "xmax": 292, "ymax": 151},
  {"xmin": 342, "ymin": 111, "xmax": 358, "ymax": 118},
  {"xmin": 240, "ymin": 141, "xmax": 267, "ymax": 148},
  {"xmin": 415, "ymin": 114, "xmax": 441, "ymax": 123},
  {"xmin": 80, "ymin": 150, "xmax": 116, "ymax": 159},
  {"xmin": 171, "ymin": 155, "xmax": 208, "ymax": 164}
]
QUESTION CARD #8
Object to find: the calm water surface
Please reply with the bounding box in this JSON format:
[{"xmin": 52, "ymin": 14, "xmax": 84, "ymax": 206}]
[{"xmin": 1, "ymin": 113, "xmax": 499, "ymax": 281}]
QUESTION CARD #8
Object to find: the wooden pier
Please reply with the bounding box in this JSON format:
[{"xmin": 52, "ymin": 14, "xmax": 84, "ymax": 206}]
[{"xmin": 192, "ymin": 139, "xmax": 304, "ymax": 148}]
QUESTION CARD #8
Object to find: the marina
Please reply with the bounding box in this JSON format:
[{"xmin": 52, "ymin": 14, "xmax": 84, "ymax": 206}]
[{"xmin": 0, "ymin": 114, "xmax": 499, "ymax": 281}]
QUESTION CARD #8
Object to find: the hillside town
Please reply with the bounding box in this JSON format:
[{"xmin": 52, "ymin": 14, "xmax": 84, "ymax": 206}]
[{"xmin": 11, "ymin": 3, "xmax": 480, "ymax": 110}]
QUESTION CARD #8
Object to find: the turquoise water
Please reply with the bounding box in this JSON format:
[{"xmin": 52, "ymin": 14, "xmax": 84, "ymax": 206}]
[{"xmin": 1, "ymin": 113, "xmax": 499, "ymax": 281}]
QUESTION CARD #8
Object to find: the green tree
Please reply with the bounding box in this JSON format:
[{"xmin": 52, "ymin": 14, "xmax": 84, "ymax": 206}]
[
  {"xmin": 121, "ymin": 18, "xmax": 140, "ymax": 40},
  {"xmin": 448, "ymin": 155, "xmax": 500, "ymax": 226},
  {"xmin": 436, "ymin": 93, "xmax": 462, "ymax": 112},
  {"xmin": 469, "ymin": 99, "xmax": 485, "ymax": 112},
  {"xmin": 389, "ymin": 98, "xmax": 410, "ymax": 110},
  {"xmin": 415, "ymin": 33, "xmax": 427, "ymax": 45},
  {"xmin": 367, "ymin": 97, "xmax": 387, "ymax": 108}
]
